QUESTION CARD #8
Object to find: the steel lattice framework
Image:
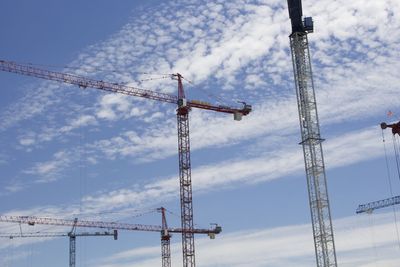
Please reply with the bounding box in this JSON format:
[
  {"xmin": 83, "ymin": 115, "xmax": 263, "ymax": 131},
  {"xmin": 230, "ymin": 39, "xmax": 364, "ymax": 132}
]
[
  {"xmin": 69, "ymin": 234, "xmax": 76, "ymax": 267},
  {"xmin": 0, "ymin": 214, "xmax": 221, "ymax": 266},
  {"xmin": 176, "ymin": 74, "xmax": 195, "ymax": 267},
  {"xmin": 0, "ymin": 59, "xmax": 248, "ymax": 267},
  {"xmin": 0, "ymin": 215, "xmax": 220, "ymax": 235},
  {"xmin": 356, "ymin": 195, "xmax": 400, "ymax": 214},
  {"xmin": 289, "ymin": 25, "xmax": 338, "ymax": 267},
  {"xmin": 160, "ymin": 207, "xmax": 172, "ymax": 267}
]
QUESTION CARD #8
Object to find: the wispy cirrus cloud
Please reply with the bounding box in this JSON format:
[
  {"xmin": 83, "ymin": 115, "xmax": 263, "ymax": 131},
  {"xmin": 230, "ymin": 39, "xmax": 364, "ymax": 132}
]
[
  {"xmin": 91, "ymin": 212, "xmax": 400, "ymax": 267},
  {"xmin": 2, "ymin": 0, "xmax": 399, "ymax": 155},
  {"xmin": 22, "ymin": 150, "xmax": 77, "ymax": 183},
  {"xmin": 1, "ymin": 0, "xmax": 400, "ymax": 265},
  {"xmin": 0, "ymin": 0, "xmax": 398, "ymax": 204},
  {"xmin": 78, "ymin": 126, "xmax": 383, "ymax": 214},
  {"xmin": 0, "ymin": 124, "xmax": 383, "ymax": 223},
  {"xmin": 17, "ymin": 114, "xmax": 98, "ymax": 149}
]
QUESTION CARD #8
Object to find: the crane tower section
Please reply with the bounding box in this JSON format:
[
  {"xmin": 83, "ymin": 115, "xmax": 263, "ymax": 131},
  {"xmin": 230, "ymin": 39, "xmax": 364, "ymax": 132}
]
[
  {"xmin": 175, "ymin": 73, "xmax": 195, "ymax": 267},
  {"xmin": 287, "ymin": 1, "xmax": 337, "ymax": 266}
]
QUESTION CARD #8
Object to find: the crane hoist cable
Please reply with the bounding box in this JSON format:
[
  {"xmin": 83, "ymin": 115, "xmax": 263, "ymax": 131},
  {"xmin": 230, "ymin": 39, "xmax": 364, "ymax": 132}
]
[
  {"xmin": 382, "ymin": 129, "xmax": 400, "ymax": 248},
  {"xmin": 392, "ymin": 134, "xmax": 400, "ymax": 184}
]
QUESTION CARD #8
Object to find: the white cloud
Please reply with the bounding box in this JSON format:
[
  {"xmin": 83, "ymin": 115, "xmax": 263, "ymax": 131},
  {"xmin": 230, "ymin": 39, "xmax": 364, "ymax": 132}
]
[
  {"xmin": 79, "ymin": 126, "xmax": 383, "ymax": 213},
  {"xmin": 1, "ymin": 0, "xmax": 398, "ymax": 205},
  {"xmin": 1, "ymin": 1, "xmax": 400, "ymax": 264},
  {"xmin": 2, "ymin": 0, "xmax": 399, "ymax": 160},
  {"xmin": 96, "ymin": 94, "xmax": 132, "ymax": 121},
  {"xmin": 4, "ymin": 183, "xmax": 25, "ymax": 194},
  {"xmin": 59, "ymin": 114, "xmax": 97, "ymax": 133},
  {"xmin": 17, "ymin": 113, "xmax": 97, "ymax": 148},
  {"xmin": 23, "ymin": 150, "xmax": 76, "ymax": 183},
  {"xmin": 0, "ymin": 125, "xmax": 384, "ymax": 236},
  {"xmin": 91, "ymin": 212, "xmax": 400, "ymax": 267}
]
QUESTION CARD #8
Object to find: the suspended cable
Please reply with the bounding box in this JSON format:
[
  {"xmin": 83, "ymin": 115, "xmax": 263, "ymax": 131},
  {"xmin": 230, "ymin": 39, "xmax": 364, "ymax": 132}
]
[
  {"xmin": 382, "ymin": 130, "xmax": 400, "ymax": 249},
  {"xmin": 393, "ymin": 134, "xmax": 400, "ymax": 184},
  {"xmin": 72, "ymin": 207, "xmax": 159, "ymax": 223},
  {"xmin": 14, "ymin": 60, "xmax": 172, "ymax": 79}
]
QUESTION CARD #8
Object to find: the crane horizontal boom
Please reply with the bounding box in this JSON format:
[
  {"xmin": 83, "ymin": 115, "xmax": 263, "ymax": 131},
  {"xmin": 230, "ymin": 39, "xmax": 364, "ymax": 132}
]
[
  {"xmin": 356, "ymin": 195, "xmax": 400, "ymax": 214},
  {"xmin": 0, "ymin": 231, "xmax": 116, "ymax": 238},
  {"xmin": 0, "ymin": 59, "xmax": 251, "ymax": 116},
  {"xmin": 0, "ymin": 215, "xmax": 221, "ymax": 235}
]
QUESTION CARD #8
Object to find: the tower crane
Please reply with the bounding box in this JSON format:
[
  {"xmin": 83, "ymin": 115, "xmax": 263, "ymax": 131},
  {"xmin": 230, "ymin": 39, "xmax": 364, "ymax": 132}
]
[
  {"xmin": 0, "ymin": 211, "xmax": 221, "ymax": 267},
  {"xmin": 1, "ymin": 230, "xmax": 118, "ymax": 267},
  {"xmin": 287, "ymin": 1, "xmax": 338, "ymax": 266},
  {"xmin": 0, "ymin": 59, "xmax": 251, "ymax": 267}
]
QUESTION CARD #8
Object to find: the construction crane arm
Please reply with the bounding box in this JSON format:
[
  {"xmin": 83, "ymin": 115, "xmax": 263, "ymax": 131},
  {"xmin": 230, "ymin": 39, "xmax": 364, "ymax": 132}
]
[
  {"xmin": 0, "ymin": 59, "xmax": 176, "ymax": 104},
  {"xmin": 0, "ymin": 230, "xmax": 116, "ymax": 239},
  {"xmin": 0, "ymin": 215, "xmax": 221, "ymax": 235},
  {"xmin": 0, "ymin": 59, "xmax": 251, "ymax": 117},
  {"xmin": 356, "ymin": 195, "xmax": 400, "ymax": 214}
]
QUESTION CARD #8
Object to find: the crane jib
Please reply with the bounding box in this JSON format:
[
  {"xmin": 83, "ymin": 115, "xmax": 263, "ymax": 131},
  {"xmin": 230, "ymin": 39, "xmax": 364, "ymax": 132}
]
[
  {"xmin": 0, "ymin": 215, "xmax": 221, "ymax": 234},
  {"xmin": 0, "ymin": 59, "xmax": 251, "ymax": 117}
]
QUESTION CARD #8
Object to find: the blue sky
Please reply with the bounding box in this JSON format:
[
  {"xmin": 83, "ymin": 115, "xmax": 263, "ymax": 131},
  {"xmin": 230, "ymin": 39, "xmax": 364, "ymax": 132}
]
[{"xmin": 1, "ymin": 0, "xmax": 400, "ymax": 266}]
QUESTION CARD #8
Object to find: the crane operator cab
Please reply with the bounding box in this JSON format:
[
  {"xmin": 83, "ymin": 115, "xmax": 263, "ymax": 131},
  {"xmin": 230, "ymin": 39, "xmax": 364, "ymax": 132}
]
[{"xmin": 381, "ymin": 121, "xmax": 400, "ymax": 136}]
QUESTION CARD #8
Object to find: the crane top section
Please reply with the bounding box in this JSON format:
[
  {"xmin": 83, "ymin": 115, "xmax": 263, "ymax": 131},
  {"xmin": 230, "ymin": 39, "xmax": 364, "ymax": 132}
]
[
  {"xmin": 287, "ymin": 0, "xmax": 313, "ymax": 34},
  {"xmin": 0, "ymin": 215, "xmax": 222, "ymax": 235},
  {"xmin": 0, "ymin": 59, "xmax": 251, "ymax": 120},
  {"xmin": 381, "ymin": 121, "xmax": 400, "ymax": 136}
]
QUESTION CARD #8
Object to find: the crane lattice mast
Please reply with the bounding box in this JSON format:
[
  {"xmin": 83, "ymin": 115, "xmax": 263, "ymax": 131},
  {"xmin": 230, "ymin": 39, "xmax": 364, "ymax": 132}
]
[
  {"xmin": 0, "ymin": 59, "xmax": 248, "ymax": 267},
  {"xmin": 160, "ymin": 207, "xmax": 172, "ymax": 267},
  {"xmin": 175, "ymin": 73, "xmax": 196, "ymax": 266},
  {"xmin": 287, "ymin": 1, "xmax": 338, "ymax": 266}
]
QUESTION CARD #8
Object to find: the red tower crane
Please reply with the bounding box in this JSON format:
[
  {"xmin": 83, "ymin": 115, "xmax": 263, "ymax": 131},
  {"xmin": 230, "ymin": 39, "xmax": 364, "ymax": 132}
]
[
  {"xmin": 0, "ymin": 211, "xmax": 221, "ymax": 266},
  {"xmin": 0, "ymin": 59, "xmax": 251, "ymax": 267}
]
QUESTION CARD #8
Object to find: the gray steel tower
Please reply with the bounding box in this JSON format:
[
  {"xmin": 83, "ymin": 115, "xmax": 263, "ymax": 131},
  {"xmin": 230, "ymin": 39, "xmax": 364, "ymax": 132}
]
[{"xmin": 287, "ymin": 1, "xmax": 338, "ymax": 266}]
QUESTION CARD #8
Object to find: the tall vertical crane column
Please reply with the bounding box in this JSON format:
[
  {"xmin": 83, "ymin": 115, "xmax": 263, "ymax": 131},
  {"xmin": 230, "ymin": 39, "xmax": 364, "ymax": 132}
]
[
  {"xmin": 160, "ymin": 207, "xmax": 172, "ymax": 267},
  {"xmin": 175, "ymin": 74, "xmax": 195, "ymax": 267},
  {"xmin": 287, "ymin": 1, "xmax": 337, "ymax": 266}
]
